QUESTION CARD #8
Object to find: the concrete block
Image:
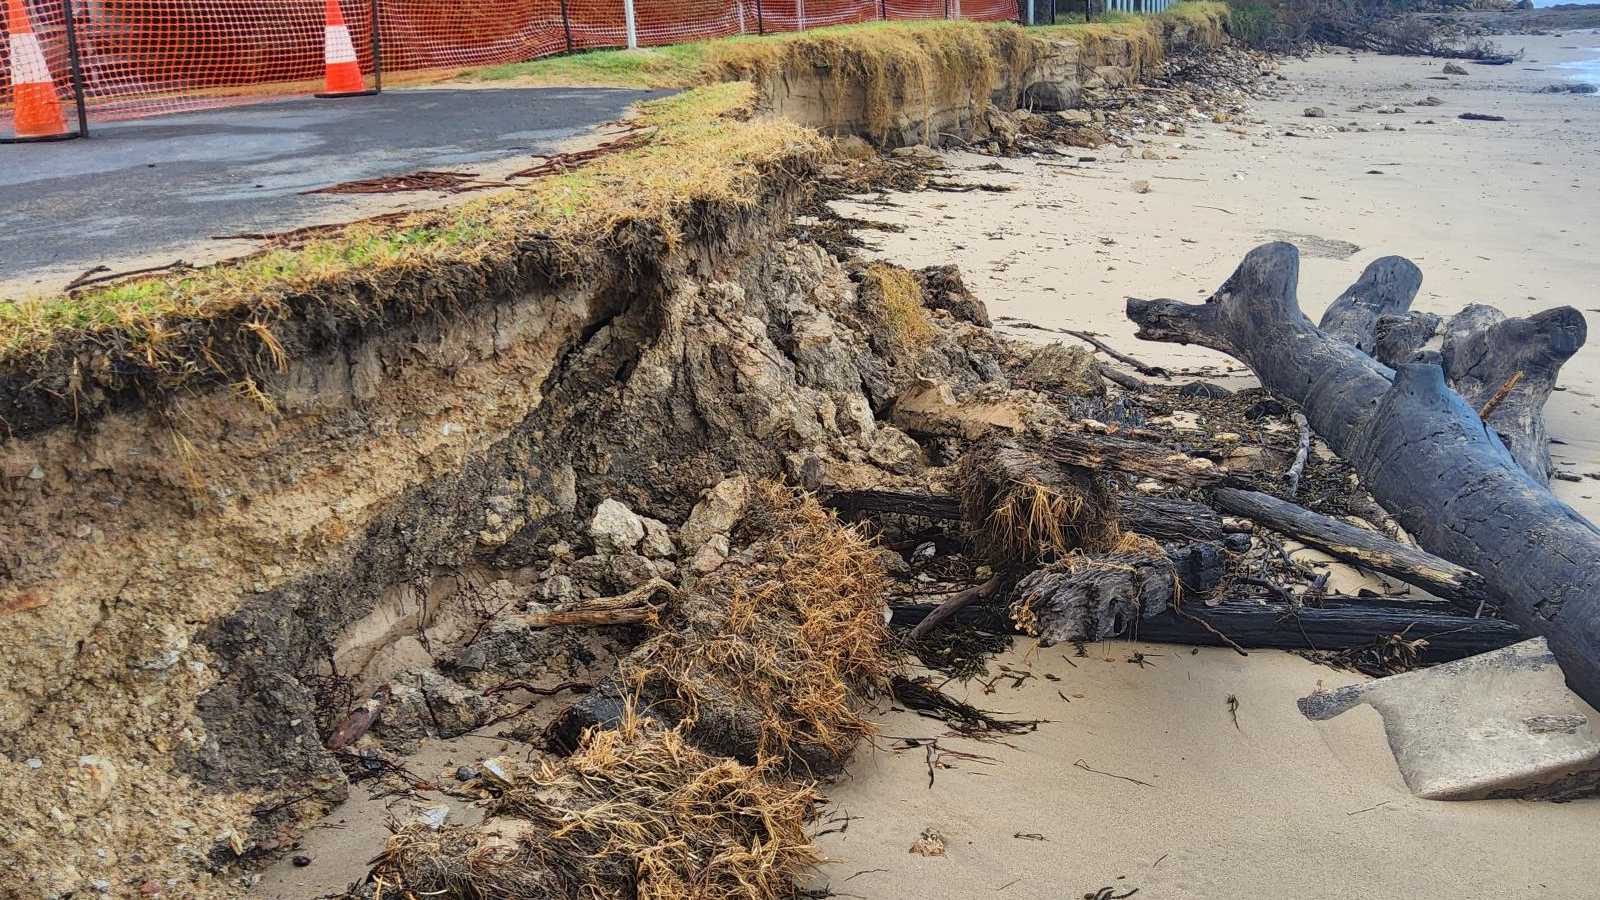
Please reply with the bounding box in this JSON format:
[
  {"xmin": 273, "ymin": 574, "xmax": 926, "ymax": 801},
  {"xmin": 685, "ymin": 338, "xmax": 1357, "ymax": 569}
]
[{"xmin": 1299, "ymin": 638, "xmax": 1600, "ymax": 800}]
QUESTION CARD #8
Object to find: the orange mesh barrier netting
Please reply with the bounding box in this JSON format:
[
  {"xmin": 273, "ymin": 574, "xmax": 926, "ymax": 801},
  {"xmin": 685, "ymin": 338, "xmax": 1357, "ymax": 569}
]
[{"xmin": 3, "ymin": 0, "xmax": 1024, "ymax": 130}]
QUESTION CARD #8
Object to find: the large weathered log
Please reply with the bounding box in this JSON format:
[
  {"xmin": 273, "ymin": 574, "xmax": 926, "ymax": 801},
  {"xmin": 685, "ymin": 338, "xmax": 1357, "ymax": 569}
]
[
  {"xmin": 823, "ymin": 489, "xmax": 1230, "ymax": 544},
  {"xmin": 1439, "ymin": 305, "xmax": 1585, "ymax": 483},
  {"xmin": 1209, "ymin": 487, "xmax": 1493, "ymax": 614},
  {"xmin": 1361, "ymin": 304, "xmax": 1584, "ymax": 483},
  {"xmin": 1127, "ymin": 242, "xmax": 1600, "ymax": 705},
  {"xmin": 1317, "ymin": 256, "xmax": 1423, "ymax": 354}
]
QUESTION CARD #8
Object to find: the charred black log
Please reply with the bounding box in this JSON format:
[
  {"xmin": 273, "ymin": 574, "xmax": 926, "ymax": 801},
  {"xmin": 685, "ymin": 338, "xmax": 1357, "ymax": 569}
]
[
  {"xmin": 825, "ymin": 489, "xmax": 963, "ymax": 521},
  {"xmin": 1135, "ymin": 598, "xmax": 1523, "ymax": 664},
  {"xmin": 1209, "ymin": 487, "xmax": 1494, "ymax": 614},
  {"xmin": 1127, "ymin": 242, "xmax": 1600, "ymax": 705},
  {"xmin": 888, "ymin": 594, "xmax": 1517, "ymax": 665},
  {"xmin": 823, "ymin": 489, "xmax": 1229, "ymax": 544}
]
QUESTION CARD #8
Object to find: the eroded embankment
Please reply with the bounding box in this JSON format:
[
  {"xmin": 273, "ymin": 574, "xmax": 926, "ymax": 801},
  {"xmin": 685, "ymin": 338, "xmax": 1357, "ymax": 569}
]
[
  {"xmin": 729, "ymin": 7, "xmax": 1230, "ymax": 145},
  {"xmin": 0, "ymin": 12, "xmax": 1229, "ymax": 899}
]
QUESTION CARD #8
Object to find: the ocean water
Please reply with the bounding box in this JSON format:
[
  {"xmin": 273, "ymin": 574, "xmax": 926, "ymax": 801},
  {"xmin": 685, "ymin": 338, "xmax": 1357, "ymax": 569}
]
[{"xmin": 1556, "ymin": 46, "xmax": 1600, "ymax": 88}]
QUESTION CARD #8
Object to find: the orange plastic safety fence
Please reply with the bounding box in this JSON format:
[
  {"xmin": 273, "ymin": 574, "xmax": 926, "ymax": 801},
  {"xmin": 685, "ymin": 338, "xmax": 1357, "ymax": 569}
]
[{"xmin": 3, "ymin": 0, "xmax": 1026, "ymax": 134}]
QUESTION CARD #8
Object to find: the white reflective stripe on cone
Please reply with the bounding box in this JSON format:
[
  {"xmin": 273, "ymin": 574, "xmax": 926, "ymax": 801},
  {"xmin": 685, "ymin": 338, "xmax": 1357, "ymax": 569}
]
[
  {"xmin": 325, "ymin": 25, "xmax": 358, "ymax": 64},
  {"xmin": 9, "ymin": 33, "xmax": 53, "ymax": 85}
]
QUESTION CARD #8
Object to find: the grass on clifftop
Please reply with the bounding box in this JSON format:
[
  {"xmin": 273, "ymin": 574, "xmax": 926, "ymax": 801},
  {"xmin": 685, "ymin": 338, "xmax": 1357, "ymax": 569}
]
[
  {"xmin": 470, "ymin": 2, "xmax": 1228, "ymax": 90},
  {"xmin": 0, "ymin": 83, "xmax": 819, "ymax": 369},
  {"xmin": 0, "ymin": 1, "xmax": 1228, "ymax": 371}
]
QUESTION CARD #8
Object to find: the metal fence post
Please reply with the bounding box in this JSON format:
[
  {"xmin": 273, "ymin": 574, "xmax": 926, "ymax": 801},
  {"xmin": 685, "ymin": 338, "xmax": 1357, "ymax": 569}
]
[
  {"xmin": 623, "ymin": 0, "xmax": 638, "ymax": 48},
  {"xmin": 369, "ymin": 0, "xmax": 384, "ymax": 93},
  {"xmin": 62, "ymin": 0, "xmax": 90, "ymax": 137},
  {"xmin": 559, "ymin": 0, "xmax": 574, "ymax": 51},
  {"xmin": 756, "ymin": 0, "xmax": 765, "ymax": 34},
  {"xmin": 880, "ymin": 0, "xmax": 887, "ymax": 20},
  {"xmin": 797, "ymin": 0, "xmax": 805, "ymax": 31}
]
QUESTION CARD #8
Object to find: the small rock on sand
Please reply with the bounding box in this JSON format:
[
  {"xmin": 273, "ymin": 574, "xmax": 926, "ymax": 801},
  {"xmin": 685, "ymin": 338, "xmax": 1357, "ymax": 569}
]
[
  {"xmin": 1132, "ymin": 179, "xmax": 1152, "ymax": 194},
  {"xmin": 1303, "ymin": 106, "xmax": 1327, "ymax": 118},
  {"xmin": 1443, "ymin": 61, "xmax": 1469, "ymax": 75}
]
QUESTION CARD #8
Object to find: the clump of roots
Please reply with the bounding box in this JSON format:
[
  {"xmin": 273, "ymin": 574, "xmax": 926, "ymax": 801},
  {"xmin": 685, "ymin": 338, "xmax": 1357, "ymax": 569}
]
[
  {"xmin": 958, "ymin": 439, "xmax": 1119, "ymax": 566},
  {"xmin": 370, "ymin": 714, "xmax": 823, "ymax": 900},
  {"xmin": 624, "ymin": 483, "xmax": 894, "ymax": 774}
]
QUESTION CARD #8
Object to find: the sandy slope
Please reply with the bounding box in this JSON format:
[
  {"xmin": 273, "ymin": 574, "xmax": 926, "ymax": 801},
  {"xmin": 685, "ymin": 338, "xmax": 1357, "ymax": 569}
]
[{"xmin": 817, "ymin": 36, "xmax": 1600, "ymax": 900}]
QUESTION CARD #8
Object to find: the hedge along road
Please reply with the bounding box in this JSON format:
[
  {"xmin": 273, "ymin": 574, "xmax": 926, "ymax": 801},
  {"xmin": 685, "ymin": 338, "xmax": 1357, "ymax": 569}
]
[{"xmin": 0, "ymin": 86, "xmax": 669, "ymax": 296}]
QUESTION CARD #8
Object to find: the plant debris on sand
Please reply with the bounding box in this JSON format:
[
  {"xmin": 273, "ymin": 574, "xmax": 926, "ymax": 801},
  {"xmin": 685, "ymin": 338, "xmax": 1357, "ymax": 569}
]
[
  {"xmin": 369, "ymin": 716, "xmax": 824, "ymax": 900},
  {"xmin": 621, "ymin": 484, "xmax": 895, "ymax": 773},
  {"xmin": 364, "ymin": 486, "xmax": 890, "ymax": 899}
]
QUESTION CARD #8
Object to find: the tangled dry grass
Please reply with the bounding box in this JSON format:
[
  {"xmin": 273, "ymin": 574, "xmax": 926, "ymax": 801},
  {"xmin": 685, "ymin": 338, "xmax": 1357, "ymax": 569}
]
[
  {"xmin": 626, "ymin": 483, "xmax": 894, "ymax": 774},
  {"xmin": 862, "ymin": 261, "xmax": 935, "ymax": 350},
  {"xmin": 959, "ymin": 440, "xmax": 1120, "ymax": 566},
  {"xmin": 371, "ymin": 715, "xmax": 824, "ymax": 900}
]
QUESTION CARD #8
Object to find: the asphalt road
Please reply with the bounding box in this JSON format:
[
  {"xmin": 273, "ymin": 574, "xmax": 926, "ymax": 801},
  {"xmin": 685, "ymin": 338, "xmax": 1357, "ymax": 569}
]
[{"xmin": 0, "ymin": 86, "xmax": 667, "ymax": 291}]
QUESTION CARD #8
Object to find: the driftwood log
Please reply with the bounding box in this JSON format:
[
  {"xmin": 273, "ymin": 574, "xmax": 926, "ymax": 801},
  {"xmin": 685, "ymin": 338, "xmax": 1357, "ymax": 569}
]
[
  {"xmin": 1127, "ymin": 242, "xmax": 1600, "ymax": 706},
  {"xmin": 1377, "ymin": 305, "xmax": 1584, "ymax": 482},
  {"xmin": 1319, "ymin": 258, "xmax": 1585, "ymax": 483},
  {"xmin": 1011, "ymin": 542, "xmax": 1227, "ymax": 644},
  {"xmin": 1209, "ymin": 487, "xmax": 1493, "ymax": 614}
]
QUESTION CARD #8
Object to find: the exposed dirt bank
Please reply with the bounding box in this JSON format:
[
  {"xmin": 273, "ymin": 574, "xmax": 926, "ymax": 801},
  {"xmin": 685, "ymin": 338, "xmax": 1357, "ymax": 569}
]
[{"xmin": 1, "ymin": 14, "xmax": 1239, "ymax": 900}]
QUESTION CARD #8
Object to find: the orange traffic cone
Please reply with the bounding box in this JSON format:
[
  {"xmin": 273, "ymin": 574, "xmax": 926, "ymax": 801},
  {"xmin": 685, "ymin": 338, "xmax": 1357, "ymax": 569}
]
[
  {"xmin": 5, "ymin": 0, "xmax": 71, "ymax": 140},
  {"xmin": 316, "ymin": 0, "xmax": 375, "ymax": 98}
]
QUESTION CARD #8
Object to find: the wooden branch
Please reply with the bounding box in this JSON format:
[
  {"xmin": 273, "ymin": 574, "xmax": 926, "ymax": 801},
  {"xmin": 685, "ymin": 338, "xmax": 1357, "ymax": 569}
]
[
  {"xmin": 908, "ymin": 576, "xmax": 1002, "ymax": 641},
  {"xmin": 1209, "ymin": 487, "xmax": 1493, "ymax": 613},
  {"xmin": 1285, "ymin": 412, "xmax": 1310, "ymax": 498},
  {"xmin": 1477, "ymin": 371, "xmax": 1522, "ymax": 420},
  {"xmin": 1127, "ymin": 242, "xmax": 1600, "ymax": 705},
  {"xmin": 514, "ymin": 578, "xmax": 674, "ymax": 628},
  {"xmin": 1062, "ymin": 329, "xmax": 1170, "ymax": 377}
]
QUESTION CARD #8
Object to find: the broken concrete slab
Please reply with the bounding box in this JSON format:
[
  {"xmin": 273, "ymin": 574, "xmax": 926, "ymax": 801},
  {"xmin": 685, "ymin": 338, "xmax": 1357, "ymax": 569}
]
[{"xmin": 1299, "ymin": 638, "xmax": 1600, "ymax": 801}]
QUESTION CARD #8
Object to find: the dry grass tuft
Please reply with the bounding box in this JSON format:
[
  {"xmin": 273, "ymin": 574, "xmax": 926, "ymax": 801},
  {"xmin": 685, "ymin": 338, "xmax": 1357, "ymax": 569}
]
[
  {"xmin": 371, "ymin": 714, "xmax": 824, "ymax": 900},
  {"xmin": 959, "ymin": 440, "xmax": 1119, "ymax": 566},
  {"xmin": 863, "ymin": 262, "xmax": 934, "ymax": 350},
  {"xmin": 625, "ymin": 483, "xmax": 894, "ymax": 774}
]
